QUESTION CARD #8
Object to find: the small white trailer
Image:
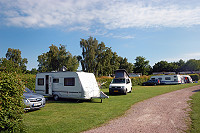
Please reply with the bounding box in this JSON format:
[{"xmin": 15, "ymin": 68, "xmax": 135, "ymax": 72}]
[
  {"xmin": 35, "ymin": 71, "xmax": 109, "ymax": 102},
  {"xmin": 150, "ymin": 74, "xmax": 192, "ymax": 85}
]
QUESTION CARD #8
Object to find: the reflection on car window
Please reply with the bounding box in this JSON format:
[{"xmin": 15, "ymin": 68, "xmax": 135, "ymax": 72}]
[{"xmin": 112, "ymin": 79, "xmax": 125, "ymax": 83}]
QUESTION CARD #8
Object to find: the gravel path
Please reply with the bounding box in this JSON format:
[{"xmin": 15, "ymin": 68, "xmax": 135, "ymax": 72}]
[{"xmin": 83, "ymin": 85, "xmax": 200, "ymax": 133}]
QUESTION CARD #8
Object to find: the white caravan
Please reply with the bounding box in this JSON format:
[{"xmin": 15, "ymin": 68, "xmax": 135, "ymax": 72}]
[
  {"xmin": 35, "ymin": 71, "xmax": 108, "ymax": 102},
  {"xmin": 150, "ymin": 75, "xmax": 192, "ymax": 85},
  {"xmin": 181, "ymin": 75, "xmax": 193, "ymax": 83},
  {"xmin": 109, "ymin": 69, "xmax": 132, "ymax": 95}
]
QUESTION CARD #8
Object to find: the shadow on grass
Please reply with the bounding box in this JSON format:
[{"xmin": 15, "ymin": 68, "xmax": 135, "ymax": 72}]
[
  {"xmin": 192, "ymin": 89, "xmax": 200, "ymax": 92},
  {"xmin": 46, "ymin": 97, "xmax": 105, "ymax": 104}
]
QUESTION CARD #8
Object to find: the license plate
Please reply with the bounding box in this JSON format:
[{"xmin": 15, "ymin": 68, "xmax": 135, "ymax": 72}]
[
  {"xmin": 33, "ymin": 103, "xmax": 41, "ymax": 106},
  {"xmin": 114, "ymin": 90, "xmax": 118, "ymax": 92}
]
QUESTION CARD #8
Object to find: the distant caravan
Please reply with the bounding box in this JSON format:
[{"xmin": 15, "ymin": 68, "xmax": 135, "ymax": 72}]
[
  {"xmin": 35, "ymin": 71, "xmax": 109, "ymax": 102},
  {"xmin": 150, "ymin": 74, "xmax": 193, "ymax": 85}
]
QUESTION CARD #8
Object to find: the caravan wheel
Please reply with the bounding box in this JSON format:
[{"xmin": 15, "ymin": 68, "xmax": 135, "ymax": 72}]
[{"xmin": 53, "ymin": 95, "xmax": 59, "ymax": 101}]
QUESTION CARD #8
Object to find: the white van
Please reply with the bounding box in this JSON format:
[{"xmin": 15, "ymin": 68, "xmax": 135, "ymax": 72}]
[
  {"xmin": 35, "ymin": 71, "xmax": 108, "ymax": 102},
  {"xmin": 109, "ymin": 69, "xmax": 132, "ymax": 95}
]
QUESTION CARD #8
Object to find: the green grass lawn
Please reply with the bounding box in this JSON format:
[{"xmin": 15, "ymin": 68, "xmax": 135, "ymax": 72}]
[
  {"xmin": 189, "ymin": 88, "xmax": 200, "ymax": 133},
  {"xmin": 24, "ymin": 83, "xmax": 200, "ymax": 133}
]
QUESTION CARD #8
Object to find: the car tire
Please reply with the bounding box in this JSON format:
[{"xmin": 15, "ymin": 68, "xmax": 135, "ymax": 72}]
[
  {"xmin": 129, "ymin": 87, "xmax": 132, "ymax": 93},
  {"xmin": 53, "ymin": 95, "xmax": 59, "ymax": 101},
  {"xmin": 124, "ymin": 89, "xmax": 127, "ymax": 95}
]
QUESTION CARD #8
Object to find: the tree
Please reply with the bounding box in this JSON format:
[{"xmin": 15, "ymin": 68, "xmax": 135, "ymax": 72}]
[
  {"xmin": 183, "ymin": 59, "xmax": 200, "ymax": 71},
  {"xmin": 37, "ymin": 44, "xmax": 79, "ymax": 72},
  {"xmin": 134, "ymin": 56, "xmax": 150, "ymax": 75},
  {"xmin": 119, "ymin": 57, "xmax": 134, "ymax": 73},
  {"xmin": 153, "ymin": 61, "xmax": 169, "ymax": 72},
  {"xmin": 80, "ymin": 37, "xmax": 135, "ymax": 76},
  {"xmin": 5, "ymin": 48, "xmax": 28, "ymax": 72}
]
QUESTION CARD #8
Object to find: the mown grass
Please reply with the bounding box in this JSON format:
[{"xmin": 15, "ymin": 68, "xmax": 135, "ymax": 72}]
[
  {"xmin": 189, "ymin": 88, "xmax": 200, "ymax": 133},
  {"xmin": 23, "ymin": 83, "xmax": 200, "ymax": 133}
]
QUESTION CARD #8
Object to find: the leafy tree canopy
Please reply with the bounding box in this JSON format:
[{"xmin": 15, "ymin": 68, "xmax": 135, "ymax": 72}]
[{"xmin": 37, "ymin": 44, "xmax": 79, "ymax": 72}]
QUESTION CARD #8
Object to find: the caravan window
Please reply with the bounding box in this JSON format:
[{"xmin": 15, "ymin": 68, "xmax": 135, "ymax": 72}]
[
  {"xmin": 53, "ymin": 78, "xmax": 59, "ymax": 83},
  {"xmin": 64, "ymin": 78, "xmax": 75, "ymax": 86},
  {"xmin": 165, "ymin": 77, "xmax": 171, "ymax": 80},
  {"xmin": 38, "ymin": 78, "xmax": 44, "ymax": 86}
]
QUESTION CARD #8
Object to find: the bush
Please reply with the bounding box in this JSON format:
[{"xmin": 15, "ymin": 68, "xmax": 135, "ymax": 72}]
[
  {"xmin": 131, "ymin": 76, "xmax": 150, "ymax": 86},
  {"xmin": 0, "ymin": 72, "xmax": 25, "ymax": 132},
  {"xmin": 96, "ymin": 76, "xmax": 113, "ymax": 89},
  {"xmin": 21, "ymin": 74, "xmax": 36, "ymax": 91},
  {"xmin": 189, "ymin": 74, "xmax": 199, "ymax": 81}
]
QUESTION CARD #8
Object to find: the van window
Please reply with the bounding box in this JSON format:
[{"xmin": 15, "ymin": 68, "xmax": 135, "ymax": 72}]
[
  {"xmin": 112, "ymin": 78, "xmax": 125, "ymax": 83},
  {"xmin": 165, "ymin": 77, "xmax": 171, "ymax": 80},
  {"xmin": 38, "ymin": 78, "xmax": 44, "ymax": 86},
  {"xmin": 151, "ymin": 78, "xmax": 155, "ymax": 80},
  {"xmin": 64, "ymin": 78, "xmax": 75, "ymax": 86},
  {"xmin": 53, "ymin": 78, "xmax": 59, "ymax": 83},
  {"xmin": 158, "ymin": 78, "xmax": 162, "ymax": 81}
]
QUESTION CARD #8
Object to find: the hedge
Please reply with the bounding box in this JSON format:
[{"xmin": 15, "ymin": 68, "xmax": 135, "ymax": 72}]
[
  {"xmin": 189, "ymin": 74, "xmax": 200, "ymax": 81},
  {"xmin": 130, "ymin": 76, "xmax": 150, "ymax": 86},
  {"xmin": 21, "ymin": 74, "xmax": 36, "ymax": 91},
  {"xmin": 0, "ymin": 72, "xmax": 25, "ymax": 132}
]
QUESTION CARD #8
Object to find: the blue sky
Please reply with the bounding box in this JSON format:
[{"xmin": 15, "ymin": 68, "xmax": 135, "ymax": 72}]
[{"xmin": 0, "ymin": 0, "xmax": 200, "ymax": 70}]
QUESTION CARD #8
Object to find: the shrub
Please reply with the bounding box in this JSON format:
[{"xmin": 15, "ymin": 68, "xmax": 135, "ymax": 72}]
[
  {"xmin": 131, "ymin": 76, "xmax": 150, "ymax": 86},
  {"xmin": 189, "ymin": 74, "xmax": 199, "ymax": 81},
  {"xmin": 21, "ymin": 74, "xmax": 36, "ymax": 91},
  {"xmin": 0, "ymin": 72, "xmax": 25, "ymax": 132},
  {"xmin": 96, "ymin": 76, "xmax": 113, "ymax": 89}
]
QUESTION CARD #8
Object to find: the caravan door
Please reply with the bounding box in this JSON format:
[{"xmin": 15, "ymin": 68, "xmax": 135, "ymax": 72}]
[{"xmin": 48, "ymin": 76, "xmax": 53, "ymax": 95}]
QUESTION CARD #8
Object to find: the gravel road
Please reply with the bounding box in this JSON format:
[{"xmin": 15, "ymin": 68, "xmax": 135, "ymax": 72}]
[{"xmin": 83, "ymin": 85, "xmax": 200, "ymax": 133}]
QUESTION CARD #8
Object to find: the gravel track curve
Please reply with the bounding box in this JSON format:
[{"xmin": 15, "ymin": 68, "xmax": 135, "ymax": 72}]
[{"xmin": 83, "ymin": 85, "xmax": 200, "ymax": 133}]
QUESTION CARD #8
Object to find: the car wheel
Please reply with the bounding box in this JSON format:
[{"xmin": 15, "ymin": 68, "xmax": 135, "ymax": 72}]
[
  {"xmin": 129, "ymin": 87, "xmax": 132, "ymax": 93},
  {"xmin": 53, "ymin": 95, "xmax": 59, "ymax": 101},
  {"xmin": 124, "ymin": 89, "xmax": 127, "ymax": 95}
]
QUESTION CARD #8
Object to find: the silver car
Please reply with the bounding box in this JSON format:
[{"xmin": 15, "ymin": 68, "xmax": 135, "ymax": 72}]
[{"xmin": 23, "ymin": 88, "xmax": 45, "ymax": 110}]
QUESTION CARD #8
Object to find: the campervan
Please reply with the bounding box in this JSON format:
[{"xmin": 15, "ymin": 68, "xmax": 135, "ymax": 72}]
[
  {"xmin": 109, "ymin": 69, "xmax": 132, "ymax": 95},
  {"xmin": 150, "ymin": 75, "xmax": 192, "ymax": 85},
  {"xmin": 35, "ymin": 71, "xmax": 108, "ymax": 101}
]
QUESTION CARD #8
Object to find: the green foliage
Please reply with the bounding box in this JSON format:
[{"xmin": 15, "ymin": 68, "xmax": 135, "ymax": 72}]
[
  {"xmin": 96, "ymin": 77, "xmax": 113, "ymax": 89},
  {"xmin": 6, "ymin": 48, "xmax": 28, "ymax": 72},
  {"xmin": 131, "ymin": 76, "xmax": 150, "ymax": 86},
  {"xmin": 189, "ymin": 74, "xmax": 199, "ymax": 81},
  {"xmin": 134, "ymin": 56, "xmax": 151, "ymax": 75},
  {"xmin": 152, "ymin": 59, "xmax": 200, "ymax": 73},
  {"xmin": 21, "ymin": 74, "xmax": 36, "ymax": 91},
  {"xmin": 0, "ymin": 58, "xmax": 22, "ymax": 73},
  {"xmin": 38, "ymin": 44, "xmax": 79, "ymax": 72},
  {"xmin": 80, "ymin": 37, "xmax": 134, "ymax": 76},
  {"xmin": 0, "ymin": 72, "xmax": 25, "ymax": 132}
]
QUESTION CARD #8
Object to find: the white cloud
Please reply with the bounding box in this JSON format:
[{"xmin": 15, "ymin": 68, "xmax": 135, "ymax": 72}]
[{"xmin": 1, "ymin": 0, "xmax": 200, "ymax": 33}]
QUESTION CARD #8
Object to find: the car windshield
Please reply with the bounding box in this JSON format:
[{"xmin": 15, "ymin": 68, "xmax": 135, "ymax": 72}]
[
  {"xmin": 112, "ymin": 78, "xmax": 125, "ymax": 83},
  {"xmin": 24, "ymin": 88, "xmax": 34, "ymax": 93}
]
